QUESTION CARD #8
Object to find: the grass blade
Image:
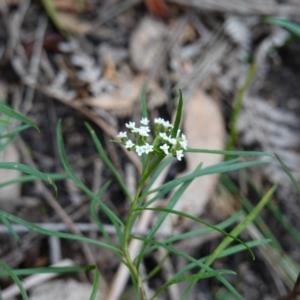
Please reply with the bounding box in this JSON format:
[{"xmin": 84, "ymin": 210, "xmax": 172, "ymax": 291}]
[
  {"xmin": 171, "ymin": 89, "xmax": 183, "ymax": 139},
  {"xmin": 0, "ymin": 216, "xmax": 20, "ymax": 242},
  {"xmin": 0, "ymin": 173, "xmax": 68, "ymax": 189},
  {"xmin": 0, "ymin": 260, "xmax": 29, "ymax": 300},
  {"xmin": 275, "ymin": 153, "xmax": 300, "ymax": 193},
  {"xmin": 133, "ymin": 236, "xmax": 244, "ymax": 300},
  {"xmin": 144, "ymin": 160, "xmax": 270, "ymax": 198},
  {"xmin": 89, "ymin": 267, "xmax": 100, "ymax": 300},
  {"xmin": 84, "ymin": 122, "xmax": 132, "ymax": 201},
  {"xmin": 0, "ymin": 162, "xmax": 57, "ymax": 196},
  {"xmin": 152, "ymin": 270, "xmax": 235, "ymax": 300},
  {"xmin": 56, "ymin": 121, "xmax": 124, "ymax": 245},
  {"xmin": 0, "ymin": 103, "xmax": 39, "ymax": 131},
  {"xmin": 135, "ymin": 207, "xmax": 253, "ymax": 258},
  {"xmin": 0, "ymin": 210, "xmax": 122, "ymax": 254},
  {"xmin": 140, "ymin": 84, "xmax": 148, "ymax": 119},
  {"xmin": 186, "ymin": 148, "xmax": 272, "ymax": 157},
  {"xmin": 0, "ymin": 266, "xmax": 85, "ymax": 276},
  {"xmin": 184, "ymin": 184, "xmax": 277, "ymax": 296},
  {"xmin": 265, "ymin": 17, "xmax": 300, "ymax": 37}
]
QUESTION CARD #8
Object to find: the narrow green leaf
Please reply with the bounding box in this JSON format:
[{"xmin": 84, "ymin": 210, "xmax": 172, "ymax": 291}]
[
  {"xmin": 56, "ymin": 121, "xmax": 124, "ymax": 245},
  {"xmin": 133, "ymin": 236, "xmax": 244, "ymax": 300},
  {"xmin": 0, "ymin": 173, "xmax": 68, "ymax": 190},
  {"xmin": 226, "ymin": 62, "xmax": 257, "ymax": 151},
  {"xmin": 41, "ymin": 0, "xmax": 69, "ymax": 37},
  {"xmin": 0, "ymin": 260, "xmax": 29, "ymax": 300},
  {"xmin": 144, "ymin": 160, "xmax": 269, "ymax": 199},
  {"xmin": 0, "ymin": 210, "xmax": 123, "ymax": 254},
  {"xmin": 0, "ymin": 162, "xmax": 57, "ymax": 196},
  {"xmin": 184, "ymin": 185, "xmax": 277, "ymax": 296},
  {"xmin": 0, "ymin": 103, "xmax": 39, "ymax": 131},
  {"xmin": 265, "ymin": 17, "xmax": 300, "ymax": 37},
  {"xmin": 140, "ymin": 84, "xmax": 148, "ymax": 119},
  {"xmin": 89, "ymin": 267, "xmax": 100, "ymax": 300},
  {"xmin": 186, "ymin": 148, "xmax": 273, "ymax": 157},
  {"xmin": 174, "ymin": 239, "xmax": 270, "ymax": 283},
  {"xmin": 0, "ymin": 266, "xmax": 85, "ymax": 277},
  {"xmin": 171, "ymin": 89, "xmax": 183, "ymax": 138},
  {"xmin": 0, "ymin": 125, "xmax": 31, "ymax": 139},
  {"xmin": 152, "ymin": 270, "xmax": 235, "ymax": 300},
  {"xmin": 84, "ymin": 122, "xmax": 132, "ymax": 201},
  {"xmin": 0, "ymin": 216, "xmax": 20, "ymax": 242},
  {"xmin": 135, "ymin": 207, "xmax": 253, "ymax": 258},
  {"xmin": 275, "ymin": 153, "xmax": 300, "ymax": 193}
]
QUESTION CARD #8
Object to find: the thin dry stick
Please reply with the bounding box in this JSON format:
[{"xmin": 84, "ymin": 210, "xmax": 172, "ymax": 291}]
[{"xmin": 22, "ymin": 16, "xmax": 47, "ymax": 114}]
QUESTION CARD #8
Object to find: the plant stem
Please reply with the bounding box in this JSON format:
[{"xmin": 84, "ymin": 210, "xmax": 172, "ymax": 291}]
[{"xmin": 123, "ymin": 186, "xmax": 147, "ymax": 299}]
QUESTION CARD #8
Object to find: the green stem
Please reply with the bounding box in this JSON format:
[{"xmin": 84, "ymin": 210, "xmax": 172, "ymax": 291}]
[{"xmin": 123, "ymin": 186, "xmax": 147, "ymax": 299}]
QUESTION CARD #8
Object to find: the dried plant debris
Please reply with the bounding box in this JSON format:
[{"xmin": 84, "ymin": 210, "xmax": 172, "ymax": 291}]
[{"xmin": 238, "ymin": 39, "xmax": 300, "ymax": 189}]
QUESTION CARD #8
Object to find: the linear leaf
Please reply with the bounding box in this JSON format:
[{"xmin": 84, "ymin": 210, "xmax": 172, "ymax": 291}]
[
  {"xmin": 0, "ymin": 162, "xmax": 57, "ymax": 196},
  {"xmin": 0, "ymin": 103, "xmax": 39, "ymax": 131}
]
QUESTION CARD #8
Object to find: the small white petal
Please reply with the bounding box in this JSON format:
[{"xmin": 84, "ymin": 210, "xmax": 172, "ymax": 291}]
[
  {"xmin": 176, "ymin": 150, "xmax": 184, "ymax": 161},
  {"xmin": 140, "ymin": 118, "xmax": 150, "ymax": 125},
  {"xmin": 159, "ymin": 132, "xmax": 168, "ymax": 140},
  {"xmin": 138, "ymin": 126, "xmax": 150, "ymax": 137},
  {"xmin": 143, "ymin": 143, "xmax": 154, "ymax": 154},
  {"xmin": 117, "ymin": 131, "xmax": 127, "ymax": 138},
  {"xmin": 180, "ymin": 140, "xmax": 188, "ymax": 150},
  {"xmin": 160, "ymin": 144, "xmax": 169, "ymax": 155},
  {"xmin": 125, "ymin": 140, "xmax": 135, "ymax": 149},
  {"xmin": 154, "ymin": 117, "xmax": 164, "ymax": 124},
  {"xmin": 162, "ymin": 120, "xmax": 173, "ymax": 128},
  {"xmin": 125, "ymin": 121, "xmax": 136, "ymax": 129},
  {"xmin": 136, "ymin": 145, "xmax": 145, "ymax": 156},
  {"xmin": 168, "ymin": 137, "xmax": 177, "ymax": 145}
]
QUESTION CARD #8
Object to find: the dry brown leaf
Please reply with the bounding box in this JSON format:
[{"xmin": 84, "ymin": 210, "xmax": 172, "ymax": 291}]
[
  {"xmin": 83, "ymin": 75, "xmax": 146, "ymax": 117},
  {"xmin": 56, "ymin": 12, "xmax": 93, "ymax": 35},
  {"xmin": 130, "ymin": 17, "xmax": 168, "ymax": 72},
  {"xmin": 168, "ymin": 89, "xmax": 225, "ymax": 230}
]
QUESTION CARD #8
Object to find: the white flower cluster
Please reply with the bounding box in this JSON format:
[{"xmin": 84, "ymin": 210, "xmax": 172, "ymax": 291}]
[{"xmin": 117, "ymin": 117, "xmax": 188, "ymax": 161}]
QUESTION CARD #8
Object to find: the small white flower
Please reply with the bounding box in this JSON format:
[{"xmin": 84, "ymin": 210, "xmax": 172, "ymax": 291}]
[
  {"xmin": 143, "ymin": 143, "xmax": 154, "ymax": 154},
  {"xmin": 180, "ymin": 140, "xmax": 188, "ymax": 150},
  {"xmin": 125, "ymin": 140, "xmax": 135, "ymax": 149},
  {"xmin": 117, "ymin": 131, "xmax": 127, "ymax": 138},
  {"xmin": 138, "ymin": 126, "xmax": 150, "ymax": 137},
  {"xmin": 181, "ymin": 133, "xmax": 187, "ymax": 141},
  {"xmin": 136, "ymin": 145, "xmax": 145, "ymax": 156},
  {"xmin": 176, "ymin": 150, "xmax": 184, "ymax": 161},
  {"xmin": 159, "ymin": 132, "xmax": 168, "ymax": 140},
  {"xmin": 160, "ymin": 144, "xmax": 169, "ymax": 155},
  {"xmin": 168, "ymin": 137, "xmax": 177, "ymax": 145},
  {"xmin": 140, "ymin": 118, "xmax": 150, "ymax": 125},
  {"xmin": 154, "ymin": 117, "xmax": 164, "ymax": 124},
  {"xmin": 162, "ymin": 120, "xmax": 173, "ymax": 128},
  {"xmin": 125, "ymin": 121, "xmax": 136, "ymax": 129}
]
